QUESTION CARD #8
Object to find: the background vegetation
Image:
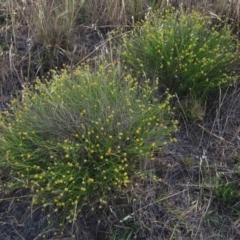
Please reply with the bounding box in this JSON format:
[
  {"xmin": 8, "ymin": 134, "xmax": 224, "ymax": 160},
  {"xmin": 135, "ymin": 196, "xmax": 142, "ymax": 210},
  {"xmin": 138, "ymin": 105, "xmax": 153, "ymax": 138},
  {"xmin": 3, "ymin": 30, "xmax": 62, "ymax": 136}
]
[
  {"xmin": 121, "ymin": 9, "xmax": 240, "ymax": 100},
  {"xmin": 0, "ymin": 0, "xmax": 240, "ymax": 239}
]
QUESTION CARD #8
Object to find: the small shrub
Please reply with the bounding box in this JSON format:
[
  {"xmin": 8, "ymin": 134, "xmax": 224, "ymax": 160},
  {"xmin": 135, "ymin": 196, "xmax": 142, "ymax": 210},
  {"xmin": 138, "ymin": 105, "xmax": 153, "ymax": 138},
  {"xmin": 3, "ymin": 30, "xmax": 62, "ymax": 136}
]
[
  {"xmin": 215, "ymin": 182, "xmax": 240, "ymax": 206},
  {"xmin": 121, "ymin": 8, "xmax": 240, "ymax": 100},
  {"xmin": 176, "ymin": 94, "xmax": 206, "ymax": 121},
  {"xmin": 0, "ymin": 62, "xmax": 177, "ymax": 224}
]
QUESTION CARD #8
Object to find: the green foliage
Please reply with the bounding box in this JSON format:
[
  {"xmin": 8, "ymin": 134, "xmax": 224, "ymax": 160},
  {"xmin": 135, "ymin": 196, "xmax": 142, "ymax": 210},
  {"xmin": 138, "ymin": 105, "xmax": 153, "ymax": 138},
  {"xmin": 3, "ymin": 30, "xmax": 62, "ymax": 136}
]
[
  {"xmin": 121, "ymin": 8, "xmax": 240, "ymax": 100},
  {"xmin": 215, "ymin": 182, "xmax": 240, "ymax": 206},
  {"xmin": 0, "ymin": 62, "xmax": 177, "ymax": 223}
]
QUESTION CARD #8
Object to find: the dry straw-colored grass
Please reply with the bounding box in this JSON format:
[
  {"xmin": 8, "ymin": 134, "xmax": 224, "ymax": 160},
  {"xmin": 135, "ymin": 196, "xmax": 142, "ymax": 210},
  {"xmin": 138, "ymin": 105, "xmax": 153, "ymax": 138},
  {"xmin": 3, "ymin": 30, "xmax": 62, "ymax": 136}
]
[
  {"xmin": 0, "ymin": 0, "xmax": 167, "ymax": 100},
  {"xmin": 0, "ymin": 0, "xmax": 239, "ymax": 98}
]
